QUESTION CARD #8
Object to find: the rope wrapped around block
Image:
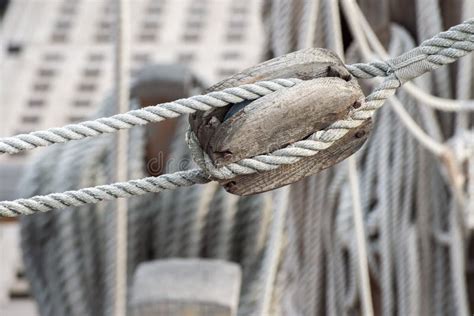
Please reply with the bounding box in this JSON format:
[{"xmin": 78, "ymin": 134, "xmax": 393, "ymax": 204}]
[{"xmin": 0, "ymin": 19, "xmax": 473, "ymax": 216}]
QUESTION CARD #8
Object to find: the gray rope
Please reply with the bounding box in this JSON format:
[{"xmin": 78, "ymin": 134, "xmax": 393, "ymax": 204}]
[
  {"xmin": 0, "ymin": 79, "xmax": 300, "ymax": 155},
  {"xmin": 346, "ymin": 18, "xmax": 474, "ymax": 80},
  {"xmin": 0, "ymin": 169, "xmax": 209, "ymax": 217}
]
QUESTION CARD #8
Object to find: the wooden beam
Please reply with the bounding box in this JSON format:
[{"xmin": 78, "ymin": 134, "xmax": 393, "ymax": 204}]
[{"xmin": 129, "ymin": 259, "xmax": 242, "ymax": 316}]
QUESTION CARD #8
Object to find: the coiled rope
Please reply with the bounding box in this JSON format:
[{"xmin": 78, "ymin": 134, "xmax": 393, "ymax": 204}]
[{"xmin": 1, "ymin": 18, "xmax": 473, "ymax": 217}]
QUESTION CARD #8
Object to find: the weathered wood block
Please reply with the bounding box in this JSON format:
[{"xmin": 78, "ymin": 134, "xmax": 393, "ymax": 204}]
[
  {"xmin": 129, "ymin": 259, "xmax": 242, "ymax": 316},
  {"xmin": 189, "ymin": 48, "xmax": 371, "ymax": 195}
]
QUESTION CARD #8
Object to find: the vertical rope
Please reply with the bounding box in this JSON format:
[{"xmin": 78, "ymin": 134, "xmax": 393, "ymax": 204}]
[
  {"xmin": 332, "ymin": 2, "xmax": 374, "ymax": 313},
  {"xmin": 114, "ymin": 0, "xmax": 130, "ymax": 314},
  {"xmin": 256, "ymin": 187, "xmax": 289, "ymax": 316}
]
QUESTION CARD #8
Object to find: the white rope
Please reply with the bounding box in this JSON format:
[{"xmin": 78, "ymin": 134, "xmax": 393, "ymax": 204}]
[
  {"xmin": 341, "ymin": 0, "xmax": 446, "ymax": 157},
  {"xmin": 345, "ymin": 0, "xmax": 474, "ymax": 112},
  {"xmin": 0, "ymin": 169, "xmax": 210, "ymax": 217},
  {"xmin": 0, "ymin": 79, "xmax": 301, "ymax": 155},
  {"xmin": 328, "ymin": 5, "xmax": 375, "ymax": 314},
  {"xmin": 255, "ymin": 187, "xmax": 289, "ymax": 316}
]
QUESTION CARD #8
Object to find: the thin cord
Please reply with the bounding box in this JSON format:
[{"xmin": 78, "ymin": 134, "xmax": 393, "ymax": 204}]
[
  {"xmin": 341, "ymin": 0, "xmax": 446, "ymax": 157},
  {"xmin": 257, "ymin": 187, "xmax": 289, "ymax": 316},
  {"xmin": 330, "ymin": 2, "xmax": 374, "ymax": 313},
  {"xmin": 114, "ymin": 0, "xmax": 130, "ymax": 314},
  {"xmin": 348, "ymin": 157, "xmax": 375, "ymax": 316}
]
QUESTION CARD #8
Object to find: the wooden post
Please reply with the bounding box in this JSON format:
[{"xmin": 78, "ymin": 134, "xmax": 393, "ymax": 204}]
[
  {"xmin": 132, "ymin": 64, "xmax": 195, "ymax": 176},
  {"xmin": 129, "ymin": 259, "xmax": 242, "ymax": 316}
]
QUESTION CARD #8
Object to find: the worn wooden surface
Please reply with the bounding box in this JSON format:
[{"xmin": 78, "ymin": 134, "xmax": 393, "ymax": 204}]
[
  {"xmin": 189, "ymin": 48, "xmax": 371, "ymax": 195},
  {"xmin": 129, "ymin": 259, "xmax": 242, "ymax": 316},
  {"xmin": 189, "ymin": 49, "xmax": 353, "ymax": 149},
  {"xmin": 206, "ymin": 77, "xmax": 362, "ymax": 167}
]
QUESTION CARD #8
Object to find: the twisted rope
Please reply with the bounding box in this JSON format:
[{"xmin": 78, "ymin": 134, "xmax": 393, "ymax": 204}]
[
  {"xmin": 0, "ymin": 169, "xmax": 209, "ymax": 217},
  {"xmin": 0, "ymin": 79, "xmax": 300, "ymax": 155},
  {"xmin": 187, "ymin": 76, "xmax": 400, "ymax": 180},
  {"xmin": 346, "ymin": 18, "xmax": 474, "ymax": 80},
  {"xmin": 0, "ymin": 19, "xmax": 473, "ymax": 216}
]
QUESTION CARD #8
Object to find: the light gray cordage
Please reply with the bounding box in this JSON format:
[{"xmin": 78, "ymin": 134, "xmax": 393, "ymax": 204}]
[
  {"xmin": 0, "ymin": 19, "xmax": 473, "ymax": 217},
  {"xmin": 0, "ymin": 79, "xmax": 300, "ymax": 155},
  {"xmin": 0, "ymin": 169, "xmax": 210, "ymax": 217}
]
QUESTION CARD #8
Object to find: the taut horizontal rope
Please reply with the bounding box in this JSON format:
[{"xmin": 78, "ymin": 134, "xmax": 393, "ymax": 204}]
[
  {"xmin": 0, "ymin": 79, "xmax": 300, "ymax": 155},
  {"xmin": 0, "ymin": 169, "xmax": 210, "ymax": 217}
]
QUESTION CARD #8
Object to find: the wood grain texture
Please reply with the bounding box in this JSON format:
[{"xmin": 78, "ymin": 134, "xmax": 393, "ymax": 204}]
[
  {"xmin": 189, "ymin": 48, "xmax": 371, "ymax": 195},
  {"xmin": 208, "ymin": 77, "xmax": 362, "ymax": 166}
]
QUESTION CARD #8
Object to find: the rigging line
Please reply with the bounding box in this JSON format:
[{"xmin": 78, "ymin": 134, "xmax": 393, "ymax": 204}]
[
  {"xmin": 341, "ymin": 0, "xmax": 445, "ymax": 157},
  {"xmin": 298, "ymin": 0, "xmax": 320, "ymax": 49},
  {"xmin": 256, "ymin": 186, "xmax": 290, "ymax": 316},
  {"xmin": 347, "ymin": 0, "xmax": 474, "ymax": 112},
  {"xmin": 0, "ymin": 169, "xmax": 210, "ymax": 217},
  {"xmin": 330, "ymin": 2, "xmax": 374, "ymax": 314},
  {"xmin": 348, "ymin": 157, "xmax": 375, "ymax": 316},
  {"xmin": 0, "ymin": 79, "xmax": 300, "ymax": 155},
  {"xmin": 344, "ymin": 0, "xmax": 466, "ymax": 205},
  {"xmin": 113, "ymin": 0, "xmax": 130, "ymax": 315}
]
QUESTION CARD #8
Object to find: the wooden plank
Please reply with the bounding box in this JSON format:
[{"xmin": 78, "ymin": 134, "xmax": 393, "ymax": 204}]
[{"xmin": 129, "ymin": 259, "xmax": 242, "ymax": 316}]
